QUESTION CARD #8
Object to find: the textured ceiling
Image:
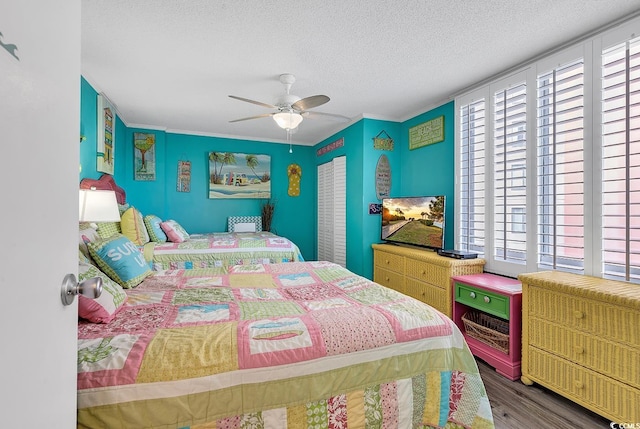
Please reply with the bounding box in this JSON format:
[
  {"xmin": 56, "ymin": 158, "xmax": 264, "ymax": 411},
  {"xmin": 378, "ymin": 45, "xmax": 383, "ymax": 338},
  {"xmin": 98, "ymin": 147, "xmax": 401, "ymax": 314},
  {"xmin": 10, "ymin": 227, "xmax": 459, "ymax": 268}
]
[{"xmin": 81, "ymin": 0, "xmax": 640, "ymax": 146}]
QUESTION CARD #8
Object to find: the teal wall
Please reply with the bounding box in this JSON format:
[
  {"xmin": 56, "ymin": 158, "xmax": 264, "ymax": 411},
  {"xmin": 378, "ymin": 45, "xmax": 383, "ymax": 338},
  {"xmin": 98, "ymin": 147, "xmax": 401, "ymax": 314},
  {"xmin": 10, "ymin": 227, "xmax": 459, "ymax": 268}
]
[
  {"xmin": 399, "ymin": 101, "xmax": 456, "ymax": 250},
  {"xmin": 79, "ymin": 77, "xmax": 316, "ymax": 260},
  {"xmin": 80, "ymin": 77, "xmax": 456, "ymax": 279}
]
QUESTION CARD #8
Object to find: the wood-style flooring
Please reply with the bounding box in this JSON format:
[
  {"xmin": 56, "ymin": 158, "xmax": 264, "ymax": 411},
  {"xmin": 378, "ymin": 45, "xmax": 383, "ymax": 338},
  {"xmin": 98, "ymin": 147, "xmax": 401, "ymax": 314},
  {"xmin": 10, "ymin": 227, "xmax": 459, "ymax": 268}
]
[{"xmin": 477, "ymin": 358, "xmax": 613, "ymax": 429}]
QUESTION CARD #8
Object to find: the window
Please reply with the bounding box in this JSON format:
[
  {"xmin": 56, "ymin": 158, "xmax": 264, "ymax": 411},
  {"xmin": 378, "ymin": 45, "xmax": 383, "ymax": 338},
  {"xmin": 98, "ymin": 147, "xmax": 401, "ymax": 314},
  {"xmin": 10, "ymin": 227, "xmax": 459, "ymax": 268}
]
[
  {"xmin": 537, "ymin": 60, "xmax": 585, "ymax": 274},
  {"xmin": 494, "ymin": 83, "xmax": 527, "ymax": 264},
  {"xmin": 456, "ymin": 16, "xmax": 640, "ymax": 284},
  {"xmin": 458, "ymin": 99, "xmax": 486, "ymax": 256},
  {"xmin": 601, "ymin": 36, "xmax": 640, "ymax": 283}
]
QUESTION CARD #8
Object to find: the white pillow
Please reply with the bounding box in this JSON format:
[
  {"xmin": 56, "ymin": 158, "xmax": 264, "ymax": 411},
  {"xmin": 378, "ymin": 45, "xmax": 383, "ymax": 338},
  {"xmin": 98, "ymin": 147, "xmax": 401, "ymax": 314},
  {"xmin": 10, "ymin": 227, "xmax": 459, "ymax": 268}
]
[{"xmin": 234, "ymin": 222, "xmax": 256, "ymax": 232}]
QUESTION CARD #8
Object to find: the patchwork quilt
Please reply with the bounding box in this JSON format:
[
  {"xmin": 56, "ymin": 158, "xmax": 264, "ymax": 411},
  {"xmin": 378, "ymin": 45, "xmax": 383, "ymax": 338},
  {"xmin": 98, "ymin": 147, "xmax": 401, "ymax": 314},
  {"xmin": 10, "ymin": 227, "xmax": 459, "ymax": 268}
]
[
  {"xmin": 77, "ymin": 262, "xmax": 495, "ymax": 429},
  {"xmin": 143, "ymin": 232, "xmax": 304, "ymax": 270}
]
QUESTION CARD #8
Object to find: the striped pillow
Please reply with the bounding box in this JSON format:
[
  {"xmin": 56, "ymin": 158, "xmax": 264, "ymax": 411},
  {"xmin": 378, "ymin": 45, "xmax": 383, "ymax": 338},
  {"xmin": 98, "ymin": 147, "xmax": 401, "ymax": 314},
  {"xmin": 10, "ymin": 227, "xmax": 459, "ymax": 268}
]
[{"xmin": 121, "ymin": 207, "xmax": 150, "ymax": 245}]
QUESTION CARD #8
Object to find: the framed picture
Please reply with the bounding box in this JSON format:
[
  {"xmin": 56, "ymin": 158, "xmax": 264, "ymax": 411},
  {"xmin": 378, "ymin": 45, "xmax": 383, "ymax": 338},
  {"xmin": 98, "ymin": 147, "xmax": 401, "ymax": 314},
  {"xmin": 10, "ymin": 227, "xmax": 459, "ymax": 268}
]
[
  {"xmin": 177, "ymin": 160, "xmax": 191, "ymax": 192},
  {"xmin": 208, "ymin": 152, "xmax": 271, "ymax": 199},
  {"xmin": 133, "ymin": 133, "xmax": 156, "ymax": 181},
  {"xmin": 97, "ymin": 94, "xmax": 115, "ymax": 174}
]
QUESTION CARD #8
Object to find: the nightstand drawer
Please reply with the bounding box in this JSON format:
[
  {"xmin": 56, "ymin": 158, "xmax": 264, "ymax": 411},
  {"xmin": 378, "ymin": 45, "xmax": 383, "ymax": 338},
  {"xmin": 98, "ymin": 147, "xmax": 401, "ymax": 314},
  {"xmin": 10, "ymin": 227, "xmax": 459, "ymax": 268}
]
[{"xmin": 455, "ymin": 282, "xmax": 510, "ymax": 319}]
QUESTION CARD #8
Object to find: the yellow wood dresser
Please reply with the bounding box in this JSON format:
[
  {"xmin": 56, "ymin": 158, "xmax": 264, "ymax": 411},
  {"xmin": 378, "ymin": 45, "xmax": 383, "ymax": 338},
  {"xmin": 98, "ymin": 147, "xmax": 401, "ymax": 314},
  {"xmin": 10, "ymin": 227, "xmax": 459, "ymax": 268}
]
[
  {"xmin": 518, "ymin": 271, "xmax": 640, "ymax": 423},
  {"xmin": 372, "ymin": 243, "xmax": 485, "ymax": 317}
]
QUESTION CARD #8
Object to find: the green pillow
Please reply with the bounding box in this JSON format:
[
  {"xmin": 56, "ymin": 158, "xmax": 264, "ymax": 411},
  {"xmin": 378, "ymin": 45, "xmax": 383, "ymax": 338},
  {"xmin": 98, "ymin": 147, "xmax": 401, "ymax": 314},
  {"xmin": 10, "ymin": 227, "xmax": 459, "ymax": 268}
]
[{"xmin": 144, "ymin": 214, "xmax": 167, "ymax": 243}]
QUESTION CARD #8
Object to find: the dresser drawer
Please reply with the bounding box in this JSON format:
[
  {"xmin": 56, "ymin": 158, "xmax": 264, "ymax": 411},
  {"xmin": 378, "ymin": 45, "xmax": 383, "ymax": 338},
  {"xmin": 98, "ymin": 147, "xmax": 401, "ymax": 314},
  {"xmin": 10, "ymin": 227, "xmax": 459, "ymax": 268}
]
[
  {"xmin": 405, "ymin": 278, "xmax": 448, "ymax": 316},
  {"xmin": 528, "ymin": 318, "xmax": 640, "ymax": 389},
  {"xmin": 455, "ymin": 282, "xmax": 510, "ymax": 319},
  {"xmin": 527, "ymin": 286, "xmax": 640, "ymax": 348},
  {"xmin": 374, "ymin": 251, "xmax": 404, "ymax": 274},
  {"xmin": 526, "ymin": 347, "xmax": 640, "ymax": 422},
  {"xmin": 405, "ymin": 258, "xmax": 448, "ymax": 288},
  {"xmin": 374, "ymin": 266, "xmax": 405, "ymax": 294}
]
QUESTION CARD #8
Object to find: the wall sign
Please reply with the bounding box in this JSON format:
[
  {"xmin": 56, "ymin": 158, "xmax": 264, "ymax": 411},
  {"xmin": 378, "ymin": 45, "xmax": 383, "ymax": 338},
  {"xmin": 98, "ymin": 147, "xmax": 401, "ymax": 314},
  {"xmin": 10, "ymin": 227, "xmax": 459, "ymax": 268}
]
[
  {"xmin": 375, "ymin": 154, "xmax": 391, "ymax": 200},
  {"xmin": 316, "ymin": 137, "xmax": 344, "ymax": 157},
  {"xmin": 409, "ymin": 115, "xmax": 444, "ymax": 150},
  {"xmin": 373, "ymin": 130, "xmax": 394, "ymax": 150}
]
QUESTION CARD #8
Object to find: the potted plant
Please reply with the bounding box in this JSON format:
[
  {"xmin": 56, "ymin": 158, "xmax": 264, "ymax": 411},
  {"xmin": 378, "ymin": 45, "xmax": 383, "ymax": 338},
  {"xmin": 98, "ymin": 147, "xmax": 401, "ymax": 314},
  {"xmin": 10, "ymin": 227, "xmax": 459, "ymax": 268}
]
[{"xmin": 261, "ymin": 198, "xmax": 275, "ymax": 232}]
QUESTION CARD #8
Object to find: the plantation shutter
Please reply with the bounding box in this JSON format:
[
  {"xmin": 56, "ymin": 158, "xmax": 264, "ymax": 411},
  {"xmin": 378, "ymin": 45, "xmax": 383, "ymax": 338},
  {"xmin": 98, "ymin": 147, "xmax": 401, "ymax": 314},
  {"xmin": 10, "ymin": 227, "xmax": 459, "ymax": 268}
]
[
  {"xmin": 493, "ymin": 83, "xmax": 527, "ymax": 264},
  {"xmin": 601, "ymin": 36, "xmax": 640, "ymax": 283},
  {"xmin": 537, "ymin": 59, "xmax": 585, "ymax": 274},
  {"xmin": 458, "ymin": 99, "xmax": 486, "ymax": 256},
  {"xmin": 317, "ymin": 156, "xmax": 346, "ymax": 266}
]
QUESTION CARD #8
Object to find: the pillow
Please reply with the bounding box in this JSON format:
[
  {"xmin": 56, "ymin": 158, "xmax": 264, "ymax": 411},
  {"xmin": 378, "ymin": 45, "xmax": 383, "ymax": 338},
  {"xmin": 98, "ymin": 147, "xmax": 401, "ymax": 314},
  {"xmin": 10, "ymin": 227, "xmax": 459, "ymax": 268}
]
[
  {"xmin": 160, "ymin": 219, "xmax": 190, "ymax": 243},
  {"xmin": 78, "ymin": 259, "xmax": 128, "ymax": 323},
  {"xmin": 144, "ymin": 214, "xmax": 167, "ymax": 243},
  {"xmin": 121, "ymin": 207, "xmax": 150, "ymax": 245},
  {"xmin": 96, "ymin": 221, "xmax": 121, "ymax": 239},
  {"xmin": 234, "ymin": 222, "xmax": 256, "ymax": 232},
  {"xmin": 79, "ymin": 222, "xmax": 100, "ymax": 261},
  {"xmin": 118, "ymin": 203, "xmax": 131, "ymax": 216},
  {"xmin": 228, "ymin": 216, "xmax": 262, "ymax": 232},
  {"xmin": 87, "ymin": 234, "xmax": 152, "ymax": 289}
]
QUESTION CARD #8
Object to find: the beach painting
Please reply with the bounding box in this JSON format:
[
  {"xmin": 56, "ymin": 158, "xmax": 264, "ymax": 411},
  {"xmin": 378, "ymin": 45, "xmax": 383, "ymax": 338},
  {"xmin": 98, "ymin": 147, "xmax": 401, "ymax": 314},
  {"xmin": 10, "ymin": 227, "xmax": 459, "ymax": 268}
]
[{"xmin": 208, "ymin": 152, "xmax": 271, "ymax": 199}]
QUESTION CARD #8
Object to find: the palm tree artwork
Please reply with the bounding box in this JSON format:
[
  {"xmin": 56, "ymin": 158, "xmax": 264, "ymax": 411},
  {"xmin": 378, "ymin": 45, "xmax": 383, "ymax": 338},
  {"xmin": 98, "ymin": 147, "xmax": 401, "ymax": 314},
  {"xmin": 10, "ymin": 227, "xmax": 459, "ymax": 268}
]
[{"xmin": 208, "ymin": 152, "xmax": 271, "ymax": 199}]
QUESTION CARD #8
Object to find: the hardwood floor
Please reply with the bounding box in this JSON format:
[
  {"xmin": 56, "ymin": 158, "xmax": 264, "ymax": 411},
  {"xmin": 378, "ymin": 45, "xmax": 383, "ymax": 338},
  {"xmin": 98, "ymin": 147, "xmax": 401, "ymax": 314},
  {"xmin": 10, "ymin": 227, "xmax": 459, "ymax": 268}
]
[{"xmin": 476, "ymin": 358, "xmax": 612, "ymax": 429}]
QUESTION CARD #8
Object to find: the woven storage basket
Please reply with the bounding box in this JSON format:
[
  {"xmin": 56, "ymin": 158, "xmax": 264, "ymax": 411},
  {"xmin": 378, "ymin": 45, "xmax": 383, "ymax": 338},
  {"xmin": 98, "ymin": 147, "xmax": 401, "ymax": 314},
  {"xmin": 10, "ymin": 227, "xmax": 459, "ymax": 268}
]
[{"xmin": 462, "ymin": 311, "xmax": 510, "ymax": 354}]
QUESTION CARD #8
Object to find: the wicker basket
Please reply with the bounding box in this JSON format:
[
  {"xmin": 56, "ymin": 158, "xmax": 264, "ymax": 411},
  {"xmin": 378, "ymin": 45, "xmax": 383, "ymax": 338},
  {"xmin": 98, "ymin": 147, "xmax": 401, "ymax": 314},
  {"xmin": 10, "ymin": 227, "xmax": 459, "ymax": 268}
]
[{"xmin": 462, "ymin": 311, "xmax": 510, "ymax": 354}]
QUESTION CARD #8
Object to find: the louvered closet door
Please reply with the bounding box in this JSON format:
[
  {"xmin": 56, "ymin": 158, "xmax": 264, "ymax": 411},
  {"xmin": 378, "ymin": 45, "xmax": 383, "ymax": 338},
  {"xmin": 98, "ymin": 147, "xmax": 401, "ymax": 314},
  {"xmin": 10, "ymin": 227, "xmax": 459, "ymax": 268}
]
[{"xmin": 317, "ymin": 156, "xmax": 346, "ymax": 266}]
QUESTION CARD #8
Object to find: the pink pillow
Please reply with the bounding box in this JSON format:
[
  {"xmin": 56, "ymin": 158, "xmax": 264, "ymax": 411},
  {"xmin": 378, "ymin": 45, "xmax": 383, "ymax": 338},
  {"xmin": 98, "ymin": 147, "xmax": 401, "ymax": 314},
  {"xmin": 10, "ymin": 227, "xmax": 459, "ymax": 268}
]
[
  {"xmin": 78, "ymin": 260, "xmax": 127, "ymax": 323},
  {"xmin": 160, "ymin": 219, "xmax": 190, "ymax": 243}
]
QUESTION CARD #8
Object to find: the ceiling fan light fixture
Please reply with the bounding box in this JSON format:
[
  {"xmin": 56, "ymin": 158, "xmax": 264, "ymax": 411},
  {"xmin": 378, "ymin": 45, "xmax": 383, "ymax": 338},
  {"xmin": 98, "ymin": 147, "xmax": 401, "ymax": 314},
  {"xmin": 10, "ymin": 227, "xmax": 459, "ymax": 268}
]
[{"xmin": 273, "ymin": 111, "xmax": 303, "ymax": 130}]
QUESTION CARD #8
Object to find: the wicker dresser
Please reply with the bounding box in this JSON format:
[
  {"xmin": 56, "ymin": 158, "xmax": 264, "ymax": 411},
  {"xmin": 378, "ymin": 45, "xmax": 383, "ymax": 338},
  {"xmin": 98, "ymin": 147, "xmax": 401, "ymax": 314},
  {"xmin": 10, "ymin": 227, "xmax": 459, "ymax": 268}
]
[
  {"xmin": 372, "ymin": 244, "xmax": 485, "ymax": 317},
  {"xmin": 519, "ymin": 271, "xmax": 640, "ymax": 423}
]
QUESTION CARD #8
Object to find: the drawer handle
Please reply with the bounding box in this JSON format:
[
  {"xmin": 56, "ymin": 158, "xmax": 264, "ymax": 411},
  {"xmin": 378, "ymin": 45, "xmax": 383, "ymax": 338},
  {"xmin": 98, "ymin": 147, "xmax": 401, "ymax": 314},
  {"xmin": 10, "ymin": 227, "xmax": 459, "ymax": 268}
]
[
  {"xmin": 469, "ymin": 292, "xmax": 476, "ymax": 299},
  {"xmin": 574, "ymin": 380, "xmax": 584, "ymax": 389},
  {"xmin": 573, "ymin": 310, "xmax": 584, "ymax": 319},
  {"xmin": 483, "ymin": 296, "xmax": 491, "ymax": 303},
  {"xmin": 421, "ymin": 270, "xmax": 426, "ymax": 275},
  {"xmin": 385, "ymin": 277, "xmax": 390, "ymax": 282},
  {"xmin": 574, "ymin": 345, "xmax": 584, "ymax": 354},
  {"xmin": 385, "ymin": 259, "xmax": 390, "ymax": 264}
]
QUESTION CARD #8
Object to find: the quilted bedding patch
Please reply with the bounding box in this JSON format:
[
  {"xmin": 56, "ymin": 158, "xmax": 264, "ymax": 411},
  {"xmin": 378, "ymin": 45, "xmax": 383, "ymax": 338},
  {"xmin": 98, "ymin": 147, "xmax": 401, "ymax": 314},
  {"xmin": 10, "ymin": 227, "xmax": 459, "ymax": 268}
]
[
  {"xmin": 77, "ymin": 261, "xmax": 494, "ymax": 429},
  {"xmin": 145, "ymin": 232, "xmax": 304, "ymax": 270}
]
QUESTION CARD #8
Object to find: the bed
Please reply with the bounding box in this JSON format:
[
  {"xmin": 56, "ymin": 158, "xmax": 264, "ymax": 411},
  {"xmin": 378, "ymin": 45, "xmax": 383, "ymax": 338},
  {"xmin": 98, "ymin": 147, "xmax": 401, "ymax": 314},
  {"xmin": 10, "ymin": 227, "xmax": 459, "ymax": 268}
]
[
  {"xmin": 79, "ymin": 175, "xmax": 304, "ymax": 269},
  {"xmin": 143, "ymin": 231, "xmax": 304, "ymax": 270},
  {"xmin": 77, "ymin": 261, "xmax": 495, "ymax": 428}
]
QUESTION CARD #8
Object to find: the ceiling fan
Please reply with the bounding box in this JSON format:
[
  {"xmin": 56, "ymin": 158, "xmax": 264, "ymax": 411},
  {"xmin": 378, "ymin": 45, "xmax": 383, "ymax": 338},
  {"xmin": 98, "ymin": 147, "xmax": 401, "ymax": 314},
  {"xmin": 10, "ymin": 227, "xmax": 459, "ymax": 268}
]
[{"xmin": 228, "ymin": 73, "xmax": 350, "ymax": 131}]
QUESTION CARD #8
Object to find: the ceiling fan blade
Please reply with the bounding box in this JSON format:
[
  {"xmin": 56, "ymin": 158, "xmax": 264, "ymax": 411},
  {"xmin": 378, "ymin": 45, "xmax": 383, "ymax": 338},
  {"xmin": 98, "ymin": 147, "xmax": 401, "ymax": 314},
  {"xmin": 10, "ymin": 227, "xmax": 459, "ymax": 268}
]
[
  {"xmin": 303, "ymin": 110, "xmax": 351, "ymax": 122},
  {"xmin": 292, "ymin": 95, "xmax": 330, "ymax": 111},
  {"xmin": 228, "ymin": 95, "xmax": 277, "ymax": 109},
  {"xmin": 229, "ymin": 113, "xmax": 275, "ymax": 123}
]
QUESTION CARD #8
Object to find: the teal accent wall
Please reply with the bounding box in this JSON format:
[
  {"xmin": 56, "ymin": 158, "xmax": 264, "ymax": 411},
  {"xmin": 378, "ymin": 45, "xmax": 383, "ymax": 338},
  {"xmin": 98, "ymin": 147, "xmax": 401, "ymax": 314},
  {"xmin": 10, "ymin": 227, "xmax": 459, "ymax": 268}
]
[
  {"xmin": 80, "ymin": 76, "xmax": 456, "ymax": 279},
  {"xmin": 399, "ymin": 101, "xmax": 456, "ymax": 250},
  {"xmin": 79, "ymin": 77, "xmax": 316, "ymax": 260},
  {"xmin": 314, "ymin": 118, "xmax": 402, "ymax": 278}
]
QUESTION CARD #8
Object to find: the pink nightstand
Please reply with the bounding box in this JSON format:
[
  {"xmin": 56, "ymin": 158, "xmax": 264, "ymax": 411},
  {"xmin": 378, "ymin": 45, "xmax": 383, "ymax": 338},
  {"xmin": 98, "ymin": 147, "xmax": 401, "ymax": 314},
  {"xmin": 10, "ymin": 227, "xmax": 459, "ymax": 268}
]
[{"xmin": 452, "ymin": 273, "xmax": 522, "ymax": 381}]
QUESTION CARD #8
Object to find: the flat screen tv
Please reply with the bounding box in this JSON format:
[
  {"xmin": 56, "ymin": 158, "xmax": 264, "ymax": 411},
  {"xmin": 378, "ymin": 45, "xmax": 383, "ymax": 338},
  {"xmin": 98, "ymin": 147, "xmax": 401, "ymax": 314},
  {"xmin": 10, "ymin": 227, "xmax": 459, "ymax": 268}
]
[{"xmin": 381, "ymin": 196, "xmax": 445, "ymax": 251}]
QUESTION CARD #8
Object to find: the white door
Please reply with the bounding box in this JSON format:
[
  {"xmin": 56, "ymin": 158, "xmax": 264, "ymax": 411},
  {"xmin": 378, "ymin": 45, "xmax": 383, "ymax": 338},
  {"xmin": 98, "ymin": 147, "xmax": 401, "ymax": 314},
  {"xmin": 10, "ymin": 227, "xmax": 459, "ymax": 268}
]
[{"xmin": 0, "ymin": 1, "xmax": 80, "ymax": 427}]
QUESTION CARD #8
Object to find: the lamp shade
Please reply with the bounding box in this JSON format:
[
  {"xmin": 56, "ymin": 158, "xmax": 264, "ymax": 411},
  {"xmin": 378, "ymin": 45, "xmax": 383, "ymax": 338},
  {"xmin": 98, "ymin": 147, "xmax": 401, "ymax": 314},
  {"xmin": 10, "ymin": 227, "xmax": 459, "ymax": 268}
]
[
  {"xmin": 79, "ymin": 189, "xmax": 121, "ymax": 222},
  {"xmin": 273, "ymin": 111, "xmax": 303, "ymax": 130}
]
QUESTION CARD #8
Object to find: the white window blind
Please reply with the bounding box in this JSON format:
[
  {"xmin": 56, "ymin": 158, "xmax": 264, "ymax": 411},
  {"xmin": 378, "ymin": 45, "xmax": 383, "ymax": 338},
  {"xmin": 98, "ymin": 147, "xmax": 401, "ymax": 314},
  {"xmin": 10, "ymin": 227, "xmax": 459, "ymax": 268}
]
[
  {"xmin": 317, "ymin": 156, "xmax": 346, "ymax": 266},
  {"xmin": 493, "ymin": 83, "xmax": 527, "ymax": 264},
  {"xmin": 537, "ymin": 59, "xmax": 585, "ymax": 274},
  {"xmin": 601, "ymin": 36, "xmax": 640, "ymax": 283},
  {"xmin": 458, "ymin": 99, "xmax": 486, "ymax": 256}
]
